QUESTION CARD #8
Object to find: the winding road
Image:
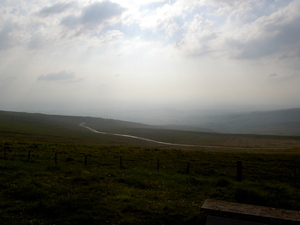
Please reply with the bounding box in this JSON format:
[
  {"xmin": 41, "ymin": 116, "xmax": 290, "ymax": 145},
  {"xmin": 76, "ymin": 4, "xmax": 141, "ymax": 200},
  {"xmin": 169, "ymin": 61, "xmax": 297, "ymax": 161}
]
[
  {"xmin": 80, "ymin": 123, "xmax": 196, "ymax": 147},
  {"xmin": 80, "ymin": 123, "xmax": 289, "ymax": 150}
]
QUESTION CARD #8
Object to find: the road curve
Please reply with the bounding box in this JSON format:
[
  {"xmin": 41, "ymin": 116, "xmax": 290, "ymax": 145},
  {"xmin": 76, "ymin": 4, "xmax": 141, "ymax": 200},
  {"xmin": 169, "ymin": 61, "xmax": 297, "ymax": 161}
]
[
  {"xmin": 80, "ymin": 123, "xmax": 196, "ymax": 147},
  {"xmin": 79, "ymin": 123, "xmax": 290, "ymax": 150}
]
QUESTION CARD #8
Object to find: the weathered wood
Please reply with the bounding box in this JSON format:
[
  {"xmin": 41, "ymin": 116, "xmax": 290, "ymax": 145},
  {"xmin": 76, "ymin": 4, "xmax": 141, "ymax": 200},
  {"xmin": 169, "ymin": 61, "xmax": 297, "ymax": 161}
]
[
  {"xmin": 120, "ymin": 156, "xmax": 123, "ymax": 169},
  {"xmin": 55, "ymin": 153, "xmax": 57, "ymax": 165},
  {"xmin": 237, "ymin": 161, "xmax": 242, "ymax": 181},
  {"xmin": 187, "ymin": 162, "xmax": 190, "ymax": 174},
  {"xmin": 294, "ymin": 167, "xmax": 297, "ymax": 188},
  {"xmin": 27, "ymin": 150, "xmax": 31, "ymax": 162},
  {"xmin": 85, "ymin": 155, "xmax": 88, "ymax": 166},
  {"xmin": 205, "ymin": 215, "xmax": 264, "ymax": 225},
  {"xmin": 201, "ymin": 199, "xmax": 300, "ymax": 225}
]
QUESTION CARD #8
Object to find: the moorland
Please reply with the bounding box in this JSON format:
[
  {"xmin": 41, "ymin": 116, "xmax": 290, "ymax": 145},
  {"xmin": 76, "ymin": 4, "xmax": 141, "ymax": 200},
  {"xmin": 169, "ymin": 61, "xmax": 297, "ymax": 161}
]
[{"xmin": 1, "ymin": 110, "xmax": 300, "ymax": 224}]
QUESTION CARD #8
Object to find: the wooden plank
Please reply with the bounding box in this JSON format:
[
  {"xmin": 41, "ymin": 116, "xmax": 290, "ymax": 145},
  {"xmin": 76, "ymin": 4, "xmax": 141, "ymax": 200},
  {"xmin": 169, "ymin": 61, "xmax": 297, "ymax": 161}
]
[
  {"xmin": 206, "ymin": 215, "xmax": 265, "ymax": 225},
  {"xmin": 201, "ymin": 199, "xmax": 300, "ymax": 224}
]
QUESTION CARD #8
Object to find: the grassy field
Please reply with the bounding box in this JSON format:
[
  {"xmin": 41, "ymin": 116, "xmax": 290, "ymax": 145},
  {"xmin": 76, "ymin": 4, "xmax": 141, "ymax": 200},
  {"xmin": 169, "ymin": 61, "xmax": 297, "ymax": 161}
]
[{"xmin": 1, "ymin": 111, "xmax": 300, "ymax": 224}]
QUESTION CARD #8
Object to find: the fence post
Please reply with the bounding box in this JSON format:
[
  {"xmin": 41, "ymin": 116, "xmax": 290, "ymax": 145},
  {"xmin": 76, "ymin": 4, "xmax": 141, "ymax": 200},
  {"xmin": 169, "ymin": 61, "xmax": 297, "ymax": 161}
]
[
  {"xmin": 187, "ymin": 162, "xmax": 190, "ymax": 174},
  {"xmin": 27, "ymin": 150, "xmax": 31, "ymax": 162},
  {"xmin": 55, "ymin": 153, "xmax": 57, "ymax": 165},
  {"xmin": 4, "ymin": 147, "xmax": 6, "ymax": 160},
  {"xmin": 237, "ymin": 161, "xmax": 242, "ymax": 182},
  {"xmin": 294, "ymin": 167, "xmax": 297, "ymax": 188},
  {"xmin": 120, "ymin": 156, "xmax": 123, "ymax": 169},
  {"xmin": 157, "ymin": 159, "xmax": 160, "ymax": 171},
  {"xmin": 85, "ymin": 155, "xmax": 88, "ymax": 166}
]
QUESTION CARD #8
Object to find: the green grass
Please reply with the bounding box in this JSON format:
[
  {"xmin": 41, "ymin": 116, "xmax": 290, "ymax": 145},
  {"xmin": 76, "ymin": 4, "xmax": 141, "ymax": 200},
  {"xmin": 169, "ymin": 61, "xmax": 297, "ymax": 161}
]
[
  {"xmin": 1, "ymin": 140, "xmax": 300, "ymax": 224},
  {"xmin": 2, "ymin": 110, "xmax": 300, "ymax": 149},
  {"xmin": 1, "ymin": 111, "xmax": 300, "ymax": 224}
]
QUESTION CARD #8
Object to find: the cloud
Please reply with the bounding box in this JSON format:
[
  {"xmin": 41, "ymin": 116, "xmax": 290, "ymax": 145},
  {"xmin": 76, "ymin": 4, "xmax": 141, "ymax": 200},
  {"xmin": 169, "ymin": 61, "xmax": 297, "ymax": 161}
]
[
  {"xmin": 226, "ymin": 1, "xmax": 300, "ymax": 59},
  {"xmin": 278, "ymin": 54, "xmax": 289, "ymax": 61},
  {"xmin": 269, "ymin": 73, "xmax": 277, "ymax": 77},
  {"xmin": 269, "ymin": 73, "xmax": 300, "ymax": 83},
  {"xmin": 27, "ymin": 35, "xmax": 45, "ymax": 50},
  {"xmin": 61, "ymin": 1, "xmax": 126, "ymax": 31},
  {"xmin": 139, "ymin": 1, "xmax": 167, "ymax": 10},
  {"xmin": 0, "ymin": 76, "xmax": 17, "ymax": 83},
  {"xmin": 0, "ymin": 22, "xmax": 19, "ymax": 50},
  {"xmin": 37, "ymin": 71, "xmax": 76, "ymax": 82},
  {"xmin": 60, "ymin": 15, "xmax": 79, "ymax": 28},
  {"xmin": 37, "ymin": 2, "xmax": 75, "ymax": 17},
  {"xmin": 85, "ymin": 30, "xmax": 124, "ymax": 48},
  {"xmin": 168, "ymin": 0, "xmax": 300, "ymax": 61},
  {"xmin": 175, "ymin": 15, "xmax": 220, "ymax": 57},
  {"xmin": 82, "ymin": 1, "xmax": 125, "ymax": 26}
]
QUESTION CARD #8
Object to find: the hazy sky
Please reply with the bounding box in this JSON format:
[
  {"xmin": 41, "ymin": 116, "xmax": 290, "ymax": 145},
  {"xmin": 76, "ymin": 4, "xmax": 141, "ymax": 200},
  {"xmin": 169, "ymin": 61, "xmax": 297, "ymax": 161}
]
[{"xmin": 1, "ymin": 0, "xmax": 300, "ymax": 123}]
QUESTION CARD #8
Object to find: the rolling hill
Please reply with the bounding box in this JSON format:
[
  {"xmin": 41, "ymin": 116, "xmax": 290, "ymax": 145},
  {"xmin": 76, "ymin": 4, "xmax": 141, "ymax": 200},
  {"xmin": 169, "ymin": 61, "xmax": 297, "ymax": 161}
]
[
  {"xmin": 191, "ymin": 108, "xmax": 300, "ymax": 136},
  {"xmin": 1, "ymin": 109, "xmax": 300, "ymax": 149}
]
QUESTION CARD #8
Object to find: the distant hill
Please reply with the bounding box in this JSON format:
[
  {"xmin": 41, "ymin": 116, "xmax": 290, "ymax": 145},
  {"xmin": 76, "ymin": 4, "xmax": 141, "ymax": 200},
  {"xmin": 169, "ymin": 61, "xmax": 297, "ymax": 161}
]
[
  {"xmin": 0, "ymin": 110, "xmax": 152, "ymax": 129},
  {"xmin": 193, "ymin": 108, "xmax": 300, "ymax": 136},
  {"xmin": 0, "ymin": 110, "xmax": 157, "ymax": 145},
  {"xmin": 1, "ymin": 107, "xmax": 300, "ymax": 143},
  {"xmin": 1, "ymin": 109, "xmax": 300, "ymax": 148}
]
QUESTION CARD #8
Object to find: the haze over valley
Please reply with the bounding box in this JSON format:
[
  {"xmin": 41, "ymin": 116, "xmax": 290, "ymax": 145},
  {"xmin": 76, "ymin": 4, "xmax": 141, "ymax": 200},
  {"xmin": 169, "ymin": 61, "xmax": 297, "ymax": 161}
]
[
  {"xmin": 2, "ymin": 2, "xmax": 300, "ymax": 223},
  {"xmin": 2, "ymin": 107, "xmax": 300, "ymax": 139},
  {"xmin": 1, "ymin": 0, "xmax": 300, "ymax": 127}
]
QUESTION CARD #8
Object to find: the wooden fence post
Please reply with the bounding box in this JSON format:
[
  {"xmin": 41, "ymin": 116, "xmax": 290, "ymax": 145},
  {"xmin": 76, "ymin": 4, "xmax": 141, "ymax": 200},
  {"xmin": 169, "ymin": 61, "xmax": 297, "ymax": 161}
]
[
  {"xmin": 237, "ymin": 161, "xmax": 242, "ymax": 182},
  {"xmin": 55, "ymin": 153, "xmax": 57, "ymax": 165},
  {"xmin": 157, "ymin": 159, "xmax": 160, "ymax": 171},
  {"xmin": 85, "ymin": 155, "xmax": 88, "ymax": 166},
  {"xmin": 187, "ymin": 162, "xmax": 190, "ymax": 174},
  {"xmin": 27, "ymin": 150, "xmax": 31, "ymax": 162},
  {"xmin": 120, "ymin": 156, "xmax": 123, "ymax": 169},
  {"xmin": 294, "ymin": 167, "xmax": 297, "ymax": 188}
]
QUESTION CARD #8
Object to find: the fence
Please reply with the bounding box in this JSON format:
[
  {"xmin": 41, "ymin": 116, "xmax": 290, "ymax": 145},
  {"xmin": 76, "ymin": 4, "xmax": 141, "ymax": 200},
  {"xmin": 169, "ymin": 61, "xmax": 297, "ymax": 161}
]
[{"xmin": 1, "ymin": 145, "xmax": 299, "ymax": 187}]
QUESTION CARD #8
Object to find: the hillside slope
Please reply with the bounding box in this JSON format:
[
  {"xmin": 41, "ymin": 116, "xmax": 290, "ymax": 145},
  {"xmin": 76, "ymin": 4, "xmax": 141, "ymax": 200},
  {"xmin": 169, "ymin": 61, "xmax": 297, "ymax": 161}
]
[{"xmin": 195, "ymin": 108, "xmax": 300, "ymax": 136}]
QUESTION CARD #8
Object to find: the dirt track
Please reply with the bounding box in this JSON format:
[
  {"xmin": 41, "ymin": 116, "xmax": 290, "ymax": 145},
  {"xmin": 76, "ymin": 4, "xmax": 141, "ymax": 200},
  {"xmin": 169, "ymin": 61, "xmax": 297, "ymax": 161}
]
[{"xmin": 80, "ymin": 123, "xmax": 293, "ymax": 150}]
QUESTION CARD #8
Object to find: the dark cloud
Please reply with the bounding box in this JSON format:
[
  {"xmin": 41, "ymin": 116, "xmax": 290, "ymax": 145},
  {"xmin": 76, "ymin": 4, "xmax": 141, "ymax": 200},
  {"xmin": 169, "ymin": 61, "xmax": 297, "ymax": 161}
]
[
  {"xmin": 278, "ymin": 54, "xmax": 289, "ymax": 61},
  {"xmin": 37, "ymin": 2, "xmax": 75, "ymax": 17},
  {"xmin": 0, "ymin": 22, "xmax": 18, "ymax": 50},
  {"xmin": 274, "ymin": 73, "xmax": 300, "ymax": 82},
  {"xmin": 28, "ymin": 35, "xmax": 45, "ymax": 49},
  {"xmin": 229, "ymin": 14, "xmax": 300, "ymax": 60},
  {"xmin": 61, "ymin": 1, "xmax": 125, "ymax": 30},
  {"xmin": 82, "ymin": 1, "xmax": 125, "ymax": 25},
  {"xmin": 269, "ymin": 73, "xmax": 277, "ymax": 77},
  {"xmin": 0, "ymin": 76, "xmax": 17, "ymax": 83},
  {"xmin": 60, "ymin": 15, "xmax": 79, "ymax": 28},
  {"xmin": 37, "ymin": 71, "xmax": 75, "ymax": 81}
]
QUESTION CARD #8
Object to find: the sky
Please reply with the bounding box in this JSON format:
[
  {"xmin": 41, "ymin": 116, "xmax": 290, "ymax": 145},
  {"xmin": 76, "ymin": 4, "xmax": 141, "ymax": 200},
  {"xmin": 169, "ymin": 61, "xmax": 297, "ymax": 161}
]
[{"xmin": 1, "ymin": 0, "xmax": 300, "ymax": 124}]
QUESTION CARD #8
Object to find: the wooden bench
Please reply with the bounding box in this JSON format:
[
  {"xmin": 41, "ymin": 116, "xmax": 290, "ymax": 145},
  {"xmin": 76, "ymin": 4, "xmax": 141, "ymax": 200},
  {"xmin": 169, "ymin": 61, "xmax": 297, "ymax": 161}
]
[{"xmin": 201, "ymin": 199, "xmax": 300, "ymax": 225}]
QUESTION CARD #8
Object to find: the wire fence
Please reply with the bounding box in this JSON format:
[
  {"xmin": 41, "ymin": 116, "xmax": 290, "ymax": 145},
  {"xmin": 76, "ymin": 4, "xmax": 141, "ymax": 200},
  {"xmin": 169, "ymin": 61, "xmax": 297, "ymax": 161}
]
[{"xmin": 1, "ymin": 145, "xmax": 299, "ymax": 188}]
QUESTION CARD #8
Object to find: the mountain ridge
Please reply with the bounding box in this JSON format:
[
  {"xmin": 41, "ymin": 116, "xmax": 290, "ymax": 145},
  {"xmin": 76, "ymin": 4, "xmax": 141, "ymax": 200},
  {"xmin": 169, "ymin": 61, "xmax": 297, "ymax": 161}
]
[
  {"xmin": 1, "ymin": 107, "xmax": 300, "ymax": 136},
  {"xmin": 191, "ymin": 107, "xmax": 300, "ymax": 136}
]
